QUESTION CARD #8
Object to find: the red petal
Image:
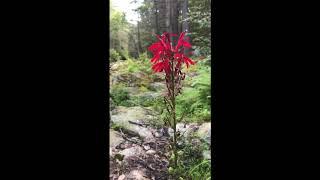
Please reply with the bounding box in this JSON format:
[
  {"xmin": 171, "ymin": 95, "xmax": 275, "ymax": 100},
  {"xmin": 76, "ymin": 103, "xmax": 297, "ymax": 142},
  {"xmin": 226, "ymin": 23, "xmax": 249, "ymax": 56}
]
[
  {"xmin": 183, "ymin": 56, "xmax": 195, "ymax": 68},
  {"xmin": 152, "ymin": 62, "xmax": 163, "ymax": 72},
  {"xmin": 175, "ymin": 32, "xmax": 186, "ymax": 51},
  {"xmin": 150, "ymin": 52, "xmax": 161, "ymax": 63},
  {"xmin": 156, "ymin": 35, "xmax": 170, "ymax": 51},
  {"xmin": 183, "ymin": 41, "xmax": 192, "ymax": 48},
  {"xmin": 186, "ymin": 57, "xmax": 195, "ymax": 65},
  {"xmin": 148, "ymin": 42, "xmax": 164, "ymax": 55},
  {"xmin": 174, "ymin": 53, "xmax": 183, "ymax": 60}
]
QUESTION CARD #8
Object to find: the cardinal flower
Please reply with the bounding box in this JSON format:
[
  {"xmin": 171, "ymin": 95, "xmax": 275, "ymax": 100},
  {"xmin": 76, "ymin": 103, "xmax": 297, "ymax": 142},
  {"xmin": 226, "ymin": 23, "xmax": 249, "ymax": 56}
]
[
  {"xmin": 148, "ymin": 31, "xmax": 195, "ymax": 74},
  {"xmin": 147, "ymin": 32, "xmax": 196, "ymax": 168}
]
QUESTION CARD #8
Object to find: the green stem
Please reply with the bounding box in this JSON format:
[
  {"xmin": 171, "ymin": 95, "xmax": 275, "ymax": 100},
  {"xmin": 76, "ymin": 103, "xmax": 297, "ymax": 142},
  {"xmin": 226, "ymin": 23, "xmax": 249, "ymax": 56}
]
[{"xmin": 170, "ymin": 57, "xmax": 178, "ymax": 167}]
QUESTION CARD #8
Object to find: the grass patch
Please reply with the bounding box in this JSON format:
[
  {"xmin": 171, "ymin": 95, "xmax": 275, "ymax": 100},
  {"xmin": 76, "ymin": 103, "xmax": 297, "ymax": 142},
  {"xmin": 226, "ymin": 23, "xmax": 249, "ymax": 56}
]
[
  {"xmin": 169, "ymin": 136, "xmax": 211, "ymax": 179},
  {"xmin": 110, "ymin": 84, "xmax": 131, "ymax": 107}
]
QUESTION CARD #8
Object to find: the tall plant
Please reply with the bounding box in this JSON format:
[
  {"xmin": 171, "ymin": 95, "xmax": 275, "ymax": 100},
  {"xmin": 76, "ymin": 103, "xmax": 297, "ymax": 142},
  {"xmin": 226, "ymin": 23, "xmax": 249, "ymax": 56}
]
[{"xmin": 148, "ymin": 31, "xmax": 195, "ymax": 167}]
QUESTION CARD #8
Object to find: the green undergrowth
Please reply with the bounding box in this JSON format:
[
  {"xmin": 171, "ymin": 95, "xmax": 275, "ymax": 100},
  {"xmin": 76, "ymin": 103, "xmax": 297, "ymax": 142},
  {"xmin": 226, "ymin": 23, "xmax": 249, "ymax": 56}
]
[
  {"xmin": 177, "ymin": 64, "xmax": 211, "ymax": 123},
  {"xmin": 110, "ymin": 54, "xmax": 212, "ymax": 179},
  {"xmin": 110, "ymin": 83, "xmax": 163, "ymax": 107},
  {"xmin": 110, "ymin": 54, "xmax": 211, "ymax": 123},
  {"xmin": 110, "ymin": 84, "xmax": 130, "ymax": 106},
  {"xmin": 169, "ymin": 135, "xmax": 211, "ymax": 179}
]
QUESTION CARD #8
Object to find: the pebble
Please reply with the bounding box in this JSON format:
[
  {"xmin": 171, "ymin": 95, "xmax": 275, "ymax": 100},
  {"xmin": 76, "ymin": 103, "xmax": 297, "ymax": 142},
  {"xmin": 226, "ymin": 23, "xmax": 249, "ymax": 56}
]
[
  {"xmin": 128, "ymin": 170, "xmax": 149, "ymax": 180},
  {"xmin": 118, "ymin": 174, "xmax": 126, "ymax": 180},
  {"xmin": 202, "ymin": 150, "xmax": 211, "ymax": 160},
  {"xmin": 146, "ymin": 150, "xmax": 156, "ymax": 154},
  {"xmin": 154, "ymin": 131, "xmax": 163, "ymax": 138},
  {"xmin": 143, "ymin": 145, "xmax": 151, "ymax": 150}
]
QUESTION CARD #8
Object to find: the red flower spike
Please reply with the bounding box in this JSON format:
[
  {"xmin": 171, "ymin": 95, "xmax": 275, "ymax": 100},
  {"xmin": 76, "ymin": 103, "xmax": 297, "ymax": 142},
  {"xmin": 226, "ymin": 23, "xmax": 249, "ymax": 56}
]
[
  {"xmin": 148, "ymin": 32, "xmax": 195, "ymax": 73},
  {"xmin": 182, "ymin": 41, "xmax": 191, "ymax": 48},
  {"xmin": 148, "ymin": 42, "xmax": 163, "ymax": 54},
  {"xmin": 150, "ymin": 52, "xmax": 161, "ymax": 63},
  {"xmin": 183, "ymin": 56, "xmax": 195, "ymax": 68}
]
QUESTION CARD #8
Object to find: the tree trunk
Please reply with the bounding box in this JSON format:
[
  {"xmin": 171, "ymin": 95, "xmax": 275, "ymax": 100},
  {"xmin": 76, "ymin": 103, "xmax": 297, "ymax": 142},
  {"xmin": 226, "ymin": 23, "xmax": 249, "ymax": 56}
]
[
  {"xmin": 169, "ymin": 0, "xmax": 179, "ymax": 35},
  {"xmin": 130, "ymin": 32, "xmax": 139, "ymax": 57},
  {"xmin": 154, "ymin": 0, "xmax": 159, "ymax": 34},
  {"xmin": 181, "ymin": 0, "xmax": 188, "ymax": 32},
  {"xmin": 158, "ymin": 0, "xmax": 169, "ymax": 33},
  {"xmin": 181, "ymin": 0, "xmax": 189, "ymax": 54},
  {"xmin": 137, "ymin": 20, "xmax": 143, "ymax": 53}
]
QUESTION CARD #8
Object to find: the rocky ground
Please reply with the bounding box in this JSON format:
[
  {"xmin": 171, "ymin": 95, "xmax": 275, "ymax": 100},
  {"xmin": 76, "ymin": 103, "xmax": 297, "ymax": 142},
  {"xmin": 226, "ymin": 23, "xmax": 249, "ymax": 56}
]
[{"xmin": 109, "ymin": 61, "xmax": 211, "ymax": 180}]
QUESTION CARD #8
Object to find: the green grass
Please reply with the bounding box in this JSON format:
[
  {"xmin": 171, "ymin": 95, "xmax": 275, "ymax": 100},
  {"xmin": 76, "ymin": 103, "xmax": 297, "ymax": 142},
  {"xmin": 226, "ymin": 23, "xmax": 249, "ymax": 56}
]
[
  {"xmin": 110, "ymin": 84, "xmax": 131, "ymax": 107},
  {"xmin": 169, "ymin": 136, "xmax": 211, "ymax": 179}
]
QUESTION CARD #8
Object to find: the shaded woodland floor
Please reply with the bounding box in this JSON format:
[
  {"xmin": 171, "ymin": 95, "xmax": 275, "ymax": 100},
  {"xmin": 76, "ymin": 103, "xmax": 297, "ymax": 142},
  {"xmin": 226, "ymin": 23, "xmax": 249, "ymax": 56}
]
[{"xmin": 109, "ymin": 60, "xmax": 211, "ymax": 179}]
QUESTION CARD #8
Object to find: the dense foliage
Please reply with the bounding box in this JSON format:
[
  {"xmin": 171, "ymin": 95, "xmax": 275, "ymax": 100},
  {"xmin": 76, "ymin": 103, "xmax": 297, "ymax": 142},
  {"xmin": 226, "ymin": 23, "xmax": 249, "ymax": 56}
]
[{"xmin": 187, "ymin": 0, "xmax": 212, "ymax": 56}]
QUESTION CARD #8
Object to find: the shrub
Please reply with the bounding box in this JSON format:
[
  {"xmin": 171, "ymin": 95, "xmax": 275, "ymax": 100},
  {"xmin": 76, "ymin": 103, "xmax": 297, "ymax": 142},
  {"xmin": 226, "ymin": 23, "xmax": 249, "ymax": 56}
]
[
  {"xmin": 169, "ymin": 136, "xmax": 211, "ymax": 179},
  {"xmin": 134, "ymin": 52, "xmax": 152, "ymax": 74},
  {"xmin": 128, "ymin": 96, "xmax": 155, "ymax": 107},
  {"xmin": 118, "ymin": 49, "xmax": 129, "ymax": 60},
  {"xmin": 126, "ymin": 58, "xmax": 140, "ymax": 73},
  {"xmin": 110, "ymin": 84, "xmax": 131, "ymax": 106},
  {"xmin": 109, "ymin": 49, "xmax": 121, "ymax": 62},
  {"xmin": 176, "ymin": 66, "xmax": 211, "ymax": 122}
]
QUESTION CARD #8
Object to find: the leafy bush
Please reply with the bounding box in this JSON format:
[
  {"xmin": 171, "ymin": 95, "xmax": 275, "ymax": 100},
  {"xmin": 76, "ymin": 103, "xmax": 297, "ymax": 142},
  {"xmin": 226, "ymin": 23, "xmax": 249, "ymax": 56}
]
[
  {"xmin": 110, "ymin": 84, "xmax": 131, "ymax": 106},
  {"xmin": 110, "ymin": 49, "xmax": 121, "ymax": 62},
  {"xmin": 118, "ymin": 49, "xmax": 129, "ymax": 60},
  {"xmin": 169, "ymin": 136, "xmax": 211, "ymax": 179},
  {"xmin": 128, "ymin": 96, "xmax": 155, "ymax": 107},
  {"xmin": 126, "ymin": 58, "xmax": 140, "ymax": 73},
  {"xmin": 137, "ymin": 52, "xmax": 149, "ymax": 61},
  {"xmin": 176, "ymin": 66, "xmax": 211, "ymax": 122},
  {"xmin": 146, "ymin": 58, "xmax": 211, "ymax": 123},
  {"xmin": 137, "ymin": 52, "xmax": 153, "ymax": 74}
]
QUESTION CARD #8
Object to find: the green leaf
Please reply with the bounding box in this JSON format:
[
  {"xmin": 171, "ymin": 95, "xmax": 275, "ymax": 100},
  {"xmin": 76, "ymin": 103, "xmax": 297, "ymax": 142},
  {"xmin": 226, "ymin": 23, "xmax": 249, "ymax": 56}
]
[{"xmin": 114, "ymin": 154, "xmax": 124, "ymax": 161}]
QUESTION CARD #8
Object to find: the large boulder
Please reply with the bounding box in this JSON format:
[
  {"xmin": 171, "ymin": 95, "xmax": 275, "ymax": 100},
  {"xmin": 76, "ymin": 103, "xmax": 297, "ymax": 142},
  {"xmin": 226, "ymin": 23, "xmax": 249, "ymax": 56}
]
[
  {"xmin": 127, "ymin": 169, "xmax": 150, "ymax": 180},
  {"xmin": 168, "ymin": 123, "xmax": 199, "ymax": 138},
  {"xmin": 111, "ymin": 106, "xmax": 156, "ymax": 139},
  {"xmin": 119, "ymin": 146, "xmax": 145, "ymax": 159},
  {"xmin": 110, "ymin": 71, "xmax": 147, "ymax": 87},
  {"xmin": 148, "ymin": 82, "xmax": 165, "ymax": 91},
  {"xmin": 109, "ymin": 129, "xmax": 124, "ymax": 157},
  {"xmin": 196, "ymin": 122, "xmax": 211, "ymax": 144}
]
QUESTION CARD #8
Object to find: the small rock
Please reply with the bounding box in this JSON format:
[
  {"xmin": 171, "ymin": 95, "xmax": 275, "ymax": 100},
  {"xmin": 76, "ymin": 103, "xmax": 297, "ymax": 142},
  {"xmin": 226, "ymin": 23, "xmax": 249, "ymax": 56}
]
[
  {"xmin": 177, "ymin": 141, "xmax": 183, "ymax": 146},
  {"xmin": 143, "ymin": 145, "xmax": 151, "ymax": 150},
  {"xmin": 109, "ymin": 148, "xmax": 113, "ymax": 157},
  {"xmin": 154, "ymin": 131, "xmax": 163, "ymax": 138},
  {"xmin": 118, "ymin": 174, "xmax": 126, "ymax": 180},
  {"xmin": 128, "ymin": 170, "xmax": 150, "ymax": 180},
  {"xmin": 202, "ymin": 150, "xmax": 211, "ymax": 160},
  {"xmin": 119, "ymin": 146, "xmax": 144, "ymax": 159},
  {"xmin": 197, "ymin": 122, "xmax": 211, "ymax": 144},
  {"xmin": 116, "ymin": 143, "xmax": 126, "ymax": 149},
  {"xmin": 110, "ymin": 130, "xmax": 124, "ymax": 149},
  {"xmin": 146, "ymin": 150, "xmax": 156, "ymax": 155}
]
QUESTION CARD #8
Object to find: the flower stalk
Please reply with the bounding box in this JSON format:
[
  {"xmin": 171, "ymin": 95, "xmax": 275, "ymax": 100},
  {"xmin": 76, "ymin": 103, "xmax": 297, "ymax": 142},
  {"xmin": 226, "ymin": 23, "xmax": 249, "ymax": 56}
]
[{"xmin": 148, "ymin": 31, "xmax": 195, "ymax": 168}]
